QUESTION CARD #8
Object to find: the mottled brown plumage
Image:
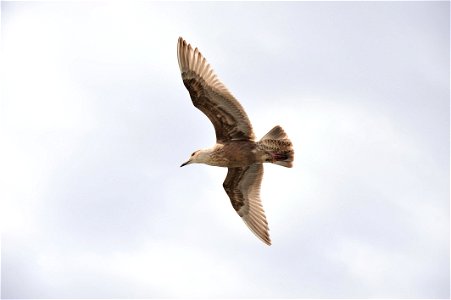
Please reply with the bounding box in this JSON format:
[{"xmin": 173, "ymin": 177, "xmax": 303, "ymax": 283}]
[{"xmin": 178, "ymin": 37, "xmax": 294, "ymax": 245}]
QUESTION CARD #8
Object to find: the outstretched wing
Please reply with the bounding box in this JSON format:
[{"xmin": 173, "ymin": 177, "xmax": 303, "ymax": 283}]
[
  {"xmin": 177, "ymin": 37, "xmax": 255, "ymax": 143},
  {"xmin": 223, "ymin": 164, "xmax": 270, "ymax": 245}
]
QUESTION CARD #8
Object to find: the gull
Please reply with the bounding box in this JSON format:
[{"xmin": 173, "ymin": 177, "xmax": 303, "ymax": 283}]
[{"xmin": 178, "ymin": 37, "xmax": 294, "ymax": 245}]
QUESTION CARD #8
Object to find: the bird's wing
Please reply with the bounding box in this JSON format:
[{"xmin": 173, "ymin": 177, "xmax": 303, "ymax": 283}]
[
  {"xmin": 177, "ymin": 37, "xmax": 255, "ymax": 143},
  {"xmin": 223, "ymin": 164, "xmax": 270, "ymax": 245}
]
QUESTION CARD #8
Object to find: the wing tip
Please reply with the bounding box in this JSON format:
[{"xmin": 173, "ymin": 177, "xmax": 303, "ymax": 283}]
[
  {"xmin": 177, "ymin": 37, "xmax": 217, "ymax": 82},
  {"xmin": 245, "ymin": 219, "xmax": 272, "ymax": 246}
]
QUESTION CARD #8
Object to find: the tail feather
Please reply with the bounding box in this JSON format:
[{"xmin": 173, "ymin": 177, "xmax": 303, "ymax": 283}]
[
  {"xmin": 261, "ymin": 125, "xmax": 288, "ymax": 140},
  {"xmin": 259, "ymin": 126, "xmax": 294, "ymax": 168}
]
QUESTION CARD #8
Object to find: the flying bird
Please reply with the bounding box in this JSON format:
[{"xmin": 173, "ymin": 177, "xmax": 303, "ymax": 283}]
[{"xmin": 177, "ymin": 37, "xmax": 294, "ymax": 245}]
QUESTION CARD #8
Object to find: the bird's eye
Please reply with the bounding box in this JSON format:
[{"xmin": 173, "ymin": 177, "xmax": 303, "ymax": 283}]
[{"xmin": 191, "ymin": 151, "xmax": 196, "ymax": 156}]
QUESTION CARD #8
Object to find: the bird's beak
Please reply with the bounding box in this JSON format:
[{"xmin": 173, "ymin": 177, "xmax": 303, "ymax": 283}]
[{"xmin": 180, "ymin": 160, "xmax": 190, "ymax": 167}]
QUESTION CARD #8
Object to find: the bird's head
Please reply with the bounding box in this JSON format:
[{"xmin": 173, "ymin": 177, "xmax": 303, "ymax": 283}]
[{"xmin": 180, "ymin": 149, "xmax": 210, "ymax": 167}]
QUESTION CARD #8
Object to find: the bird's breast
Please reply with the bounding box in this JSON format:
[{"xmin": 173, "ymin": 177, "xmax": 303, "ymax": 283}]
[{"xmin": 210, "ymin": 141, "xmax": 258, "ymax": 168}]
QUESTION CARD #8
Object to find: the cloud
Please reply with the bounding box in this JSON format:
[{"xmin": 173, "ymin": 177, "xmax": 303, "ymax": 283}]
[{"xmin": 1, "ymin": 1, "xmax": 449, "ymax": 298}]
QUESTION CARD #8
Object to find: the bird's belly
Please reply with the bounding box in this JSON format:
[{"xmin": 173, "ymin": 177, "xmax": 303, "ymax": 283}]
[{"xmin": 211, "ymin": 142, "xmax": 258, "ymax": 168}]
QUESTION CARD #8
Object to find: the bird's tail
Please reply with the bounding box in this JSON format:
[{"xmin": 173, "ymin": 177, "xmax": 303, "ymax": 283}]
[{"xmin": 259, "ymin": 126, "xmax": 294, "ymax": 168}]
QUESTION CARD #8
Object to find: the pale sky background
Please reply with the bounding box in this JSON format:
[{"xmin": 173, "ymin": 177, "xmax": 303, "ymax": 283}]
[{"xmin": 1, "ymin": 1, "xmax": 449, "ymax": 298}]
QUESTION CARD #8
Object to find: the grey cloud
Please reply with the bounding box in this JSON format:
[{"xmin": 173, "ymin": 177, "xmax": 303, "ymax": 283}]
[{"xmin": 2, "ymin": 1, "xmax": 449, "ymax": 298}]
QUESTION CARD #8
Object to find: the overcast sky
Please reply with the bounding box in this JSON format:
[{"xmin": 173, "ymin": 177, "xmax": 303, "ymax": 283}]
[{"xmin": 1, "ymin": 1, "xmax": 449, "ymax": 298}]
